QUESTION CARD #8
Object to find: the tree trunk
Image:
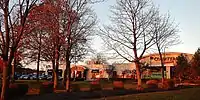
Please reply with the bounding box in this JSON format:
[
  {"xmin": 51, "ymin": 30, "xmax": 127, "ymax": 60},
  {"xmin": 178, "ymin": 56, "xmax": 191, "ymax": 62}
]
[
  {"xmin": 52, "ymin": 44, "xmax": 60, "ymax": 89},
  {"xmin": 1, "ymin": 50, "xmax": 15, "ymax": 100},
  {"xmin": 52, "ymin": 58, "xmax": 58, "ymax": 89},
  {"xmin": 65, "ymin": 60, "xmax": 71, "ymax": 92},
  {"xmin": 36, "ymin": 55, "xmax": 40, "ymax": 82},
  {"xmin": 157, "ymin": 45, "xmax": 165, "ymax": 84},
  {"xmin": 179, "ymin": 74, "xmax": 182, "ymax": 83},
  {"xmin": 11, "ymin": 58, "xmax": 16, "ymax": 83},
  {"xmin": 53, "ymin": 70, "xmax": 58, "ymax": 89},
  {"xmin": 135, "ymin": 62, "xmax": 142, "ymax": 89},
  {"xmin": 62, "ymin": 69, "xmax": 66, "ymax": 86},
  {"xmin": 37, "ymin": 33, "xmax": 42, "ymax": 82},
  {"xmin": 1, "ymin": 3, "xmax": 10, "ymax": 100},
  {"xmin": 11, "ymin": 52, "xmax": 18, "ymax": 83},
  {"xmin": 159, "ymin": 55, "xmax": 165, "ymax": 83},
  {"xmin": 161, "ymin": 68, "xmax": 165, "ymax": 83},
  {"xmin": 1, "ymin": 61, "xmax": 10, "ymax": 100},
  {"xmin": 11, "ymin": 64, "xmax": 15, "ymax": 83}
]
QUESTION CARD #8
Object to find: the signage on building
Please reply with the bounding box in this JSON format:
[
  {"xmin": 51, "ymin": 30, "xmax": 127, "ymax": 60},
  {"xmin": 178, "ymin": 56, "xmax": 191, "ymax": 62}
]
[{"xmin": 150, "ymin": 56, "xmax": 178, "ymax": 62}]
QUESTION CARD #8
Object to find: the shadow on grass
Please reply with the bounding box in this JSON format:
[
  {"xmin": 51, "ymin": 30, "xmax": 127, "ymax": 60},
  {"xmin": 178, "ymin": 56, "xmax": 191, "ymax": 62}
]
[
  {"xmin": 19, "ymin": 85, "xmax": 200, "ymax": 100},
  {"xmin": 74, "ymin": 85, "xmax": 200, "ymax": 99}
]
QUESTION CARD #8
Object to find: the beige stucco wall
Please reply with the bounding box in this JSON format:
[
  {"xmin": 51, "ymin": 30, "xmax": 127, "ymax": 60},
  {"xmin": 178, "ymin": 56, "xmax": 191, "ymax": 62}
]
[{"xmin": 113, "ymin": 63, "xmax": 135, "ymax": 75}]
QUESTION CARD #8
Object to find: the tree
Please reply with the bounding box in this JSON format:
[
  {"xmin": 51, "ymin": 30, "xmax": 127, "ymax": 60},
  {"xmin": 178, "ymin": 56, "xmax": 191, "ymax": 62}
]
[
  {"xmin": 0, "ymin": 0, "xmax": 37, "ymax": 99},
  {"xmin": 105, "ymin": 65, "xmax": 115, "ymax": 80},
  {"xmin": 59, "ymin": 0, "xmax": 99, "ymax": 91},
  {"xmin": 99, "ymin": 0, "xmax": 159, "ymax": 89},
  {"xmin": 190, "ymin": 48, "xmax": 200, "ymax": 78},
  {"xmin": 175, "ymin": 53, "xmax": 190, "ymax": 82},
  {"xmin": 25, "ymin": 0, "xmax": 97, "ymax": 90},
  {"xmin": 18, "ymin": 0, "xmax": 62, "ymax": 88},
  {"xmin": 11, "ymin": 50, "xmax": 24, "ymax": 82},
  {"xmin": 91, "ymin": 53, "xmax": 108, "ymax": 64},
  {"xmin": 23, "ymin": 30, "xmax": 44, "ymax": 82},
  {"xmin": 152, "ymin": 13, "xmax": 180, "ymax": 83},
  {"xmin": 23, "ymin": 1, "xmax": 59, "ymax": 82},
  {"xmin": 38, "ymin": 0, "xmax": 62, "ymax": 89}
]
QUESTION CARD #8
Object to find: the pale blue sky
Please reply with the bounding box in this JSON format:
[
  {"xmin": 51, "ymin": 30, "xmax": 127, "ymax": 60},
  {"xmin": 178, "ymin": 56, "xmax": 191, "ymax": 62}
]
[{"xmin": 92, "ymin": 0, "xmax": 200, "ymax": 54}]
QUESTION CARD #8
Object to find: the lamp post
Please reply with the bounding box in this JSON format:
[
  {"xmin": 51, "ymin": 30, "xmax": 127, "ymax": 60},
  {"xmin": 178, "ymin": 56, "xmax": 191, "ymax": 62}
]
[
  {"xmin": 163, "ymin": 47, "xmax": 168, "ymax": 62},
  {"xmin": 163, "ymin": 47, "xmax": 168, "ymax": 78}
]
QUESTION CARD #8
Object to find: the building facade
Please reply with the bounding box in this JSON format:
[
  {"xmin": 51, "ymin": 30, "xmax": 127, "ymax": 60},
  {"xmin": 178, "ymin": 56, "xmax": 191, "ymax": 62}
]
[
  {"xmin": 44, "ymin": 52, "xmax": 193, "ymax": 80},
  {"xmin": 140, "ymin": 52, "xmax": 193, "ymax": 79}
]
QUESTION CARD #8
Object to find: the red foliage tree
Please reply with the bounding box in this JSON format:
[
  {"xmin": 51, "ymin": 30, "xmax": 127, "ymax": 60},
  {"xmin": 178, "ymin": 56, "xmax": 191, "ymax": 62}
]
[
  {"xmin": 25, "ymin": 0, "xmax": 64, "ymax": 88},
  {"xmin": 25, "ymin": 0, "xmax": 98, "ymax": 91}
]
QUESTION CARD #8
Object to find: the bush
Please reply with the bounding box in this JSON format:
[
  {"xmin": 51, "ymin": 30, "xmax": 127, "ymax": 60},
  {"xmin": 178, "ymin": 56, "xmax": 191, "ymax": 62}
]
[
  {"xmin": 18, "ymin": 84, "xmax": 29, "ymax": 95},
  {"xmin": 146, "ymin": 80, "xmax": 159, "ymax": 85},
  {"xmin": 8, "ymin": 83, "xmax": 29, "ymax": 99},
  {"xmin": 146, "ymin": 80, "xmax": 159, "ymax": 89},
  {"xmin": 124, "ymin": 80, "xmax": 137, "ymax": 84},
  {"xmin": 71, "ymin": 84, "xmax": 80, "ymax": 92},
  {"xmin": 158, "ymin": 79, "xmax": 175, "ymax": 90},
  {"xmin": 90, "ymin": 81, "xmax": 101, "ymax": 91},
  {"xmin": 184, "ymin": 80, "xmax": 195, "ymax": 84},
  {"xmin": 8, "ymin": 84, "xmax": 19, "ymax": 98},
  {"xmin": 40, "ymin": 81, "xmax": 54, "ymax": 94},
  {"xmin": 113, "ymin": 81, "xmax": 124, "ymax": 90}
]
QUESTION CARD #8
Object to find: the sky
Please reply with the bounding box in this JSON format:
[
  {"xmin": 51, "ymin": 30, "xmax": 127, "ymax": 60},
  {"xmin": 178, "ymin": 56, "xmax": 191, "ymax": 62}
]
[
  {"xmin": 92, "ymin": 0, "xmax": 200, "ymax": 54},
  {"xmin": 26, "ymin": 0, "xmax": 200, "ymax": 69}
]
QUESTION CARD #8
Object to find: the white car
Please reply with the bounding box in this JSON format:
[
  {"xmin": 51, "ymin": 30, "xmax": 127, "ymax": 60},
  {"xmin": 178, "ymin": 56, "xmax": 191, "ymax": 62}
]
[{"xmin": 19, "ymin": 75, "xmax": 30, "ymax": 80}]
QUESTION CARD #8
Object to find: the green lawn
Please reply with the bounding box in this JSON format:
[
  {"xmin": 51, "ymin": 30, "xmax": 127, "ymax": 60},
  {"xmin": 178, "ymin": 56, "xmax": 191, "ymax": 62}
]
[{"xmin": 95, "ymin": 87, "xmax": 200, "ymax": 100}]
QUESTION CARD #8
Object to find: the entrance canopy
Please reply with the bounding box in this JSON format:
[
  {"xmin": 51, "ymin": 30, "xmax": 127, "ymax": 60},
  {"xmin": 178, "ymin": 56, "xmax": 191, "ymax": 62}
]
[
  {"xmin": 149, "ymin": 62, "xmax": 175, "ymax": 67},
  {"xmin": 71, "ymin": 65, "xmax": 88, "ymax": 72}
]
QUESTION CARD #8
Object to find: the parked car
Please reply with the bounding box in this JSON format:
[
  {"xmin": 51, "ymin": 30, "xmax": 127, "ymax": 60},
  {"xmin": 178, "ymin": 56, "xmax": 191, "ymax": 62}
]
[
  {"xmin": 19, "ymin": 75, "xmax": 29, "ymax": 80},
  {"xmin": 58, "ymin": 76, "xmax": 63, "ymax": 80},
  {"xmin": 47, "ymin": 75, "xmax": 52, "ymax": 80},
  {"xmin": 14, "ymin": 74, "xmax": 21, "ymax": 80},
  {"xmin": 39, "ymin": 74, "xmax": 48, "ymax": 80},
  {"xmin": 30, "ymin": 74, "xmax": 37, "ymax": 80},
  {"xmin": 46, "ymin": 75, "xmax": 62, "ymax": 81}
]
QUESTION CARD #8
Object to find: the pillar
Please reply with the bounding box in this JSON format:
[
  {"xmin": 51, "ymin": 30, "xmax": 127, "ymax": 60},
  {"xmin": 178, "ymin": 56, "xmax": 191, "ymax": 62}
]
[
  {"xmin": 166, "ymin": 66, "xmax": 171, "ymax": 79},
  {"xmin": 81, "ymin": 71, "xmax": 83, "ymax": 78}
]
